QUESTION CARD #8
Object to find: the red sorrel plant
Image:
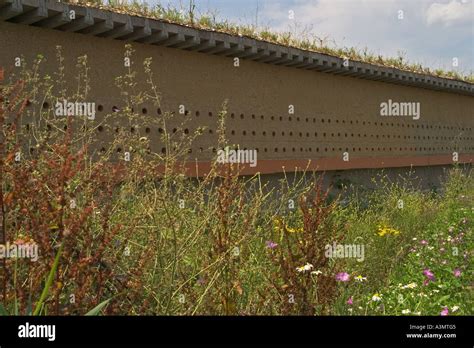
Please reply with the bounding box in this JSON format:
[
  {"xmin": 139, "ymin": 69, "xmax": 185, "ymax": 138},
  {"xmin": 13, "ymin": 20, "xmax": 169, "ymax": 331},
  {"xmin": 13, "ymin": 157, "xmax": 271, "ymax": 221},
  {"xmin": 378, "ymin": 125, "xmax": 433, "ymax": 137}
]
[
  {"xmin": 0, "ymin": 45, "xmax": 172, "ymax": 315},
  {"xmin": 265, "ymin": 179, "xmax": 343, "ymax": 315}
]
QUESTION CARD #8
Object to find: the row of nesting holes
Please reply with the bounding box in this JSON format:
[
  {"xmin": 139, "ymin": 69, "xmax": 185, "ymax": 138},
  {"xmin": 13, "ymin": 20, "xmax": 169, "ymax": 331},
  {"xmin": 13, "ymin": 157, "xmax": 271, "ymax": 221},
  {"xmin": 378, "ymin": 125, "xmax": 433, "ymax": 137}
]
[
  {"xmin": 39, "ymin": 103, "xmax": 472, "ymax": 132},
  {"xmin": 25, "ymin": 123, "xmax": 472, "ymax": 143},
  {"xmin": 98, "ymin": 126, "xmax": 473, "ymax": 142},
  {"xmin": 31, "ymin": 144, "xmax": 473, "ymax": 155},
  {"xmin": 109, "ymin": 146, "xmax": 473, "ymax": 155},
  {"xmin": 24, "ymin": 123, "xmax": 473, "ymax": 142}
]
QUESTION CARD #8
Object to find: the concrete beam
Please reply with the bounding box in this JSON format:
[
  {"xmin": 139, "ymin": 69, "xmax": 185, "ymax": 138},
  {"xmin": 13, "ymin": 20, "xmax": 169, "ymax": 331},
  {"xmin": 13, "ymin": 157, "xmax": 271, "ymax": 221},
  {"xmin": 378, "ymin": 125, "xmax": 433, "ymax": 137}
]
[
  {"xmin": 80, "ymin": 10, "xmax": 113, "ymax": 35},
  {"xmin": 204, "ymin": 41, "xmax": 231, "ymax": 55},
  {"xmin": 37, "ymin": 4, "xmax": 71, "ymax": 29},
  {"xmin": 0, "ymin": 0, "xmax": 23, "ymax": 20},
  {"xmin": 59, "ymin": 7, "xmax": 94, "ymax": 32},
  {"xmin": 124, "ymin": 18, "xmax": 151, "ymax": 41},
  {"xmin": 140, "ymin": 22, "xmax": 169, "ymax": 44},
  {"xmin": 101, "ymin": 15, "xmax": 133, "ymax": 39},
  {"xmin": 10, "ymin": 0, "xmax": 47, "ymax": 24},
  {"xmin": 172, "ymin": 35, "xmax": 200, "ymax": 49}
]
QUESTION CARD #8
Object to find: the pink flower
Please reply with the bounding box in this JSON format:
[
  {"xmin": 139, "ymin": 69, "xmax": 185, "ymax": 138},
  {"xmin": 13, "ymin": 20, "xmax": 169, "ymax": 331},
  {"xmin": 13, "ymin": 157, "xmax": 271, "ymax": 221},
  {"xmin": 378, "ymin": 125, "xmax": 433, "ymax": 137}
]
[
  {"xmin": 423, "ymin": 269, "xmax": 436, "ymax": 283},
  {"xmin": 420, "ymin": 240, "xmax": 428, "ymax": 245},
  {"xmin": 265, "ymin": 240, "xmax": 278, "ymax": 249},
  {"xmin": 335, "ymin": 272, "xmax": 350, "ymax": 282},
  {"xmin": 440, "ymin": 307, "xmax": 449, "ymax": 316},
  {"xmin": 453, "ymin": 269, "xmax": 461, "ymax": 277},
  {"xmin": 347, "ymin": 297, "xmax": 353, "ymax": 305}
]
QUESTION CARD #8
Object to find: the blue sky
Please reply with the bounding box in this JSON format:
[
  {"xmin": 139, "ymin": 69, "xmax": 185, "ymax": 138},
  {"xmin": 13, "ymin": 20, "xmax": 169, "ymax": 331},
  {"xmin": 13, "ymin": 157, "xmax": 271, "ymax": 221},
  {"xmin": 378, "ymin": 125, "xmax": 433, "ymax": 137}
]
[{"xmin": 145, "ymin": 0, "xmax": 473, "ymax": 74}]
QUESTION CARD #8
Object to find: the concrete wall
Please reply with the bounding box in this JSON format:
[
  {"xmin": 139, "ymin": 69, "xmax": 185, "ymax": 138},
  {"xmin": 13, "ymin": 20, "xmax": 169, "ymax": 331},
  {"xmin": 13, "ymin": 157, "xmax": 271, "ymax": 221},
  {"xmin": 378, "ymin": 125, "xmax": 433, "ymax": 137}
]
[{"xmin": 1, "ymin": 17, "xmax": 473, "ymax": 177}]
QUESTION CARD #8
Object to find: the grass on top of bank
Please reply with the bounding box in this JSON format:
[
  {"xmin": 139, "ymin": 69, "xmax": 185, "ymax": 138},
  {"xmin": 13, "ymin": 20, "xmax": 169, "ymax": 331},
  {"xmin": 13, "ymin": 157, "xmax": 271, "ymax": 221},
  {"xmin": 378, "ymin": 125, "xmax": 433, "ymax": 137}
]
[{"xmin": 60, "ymin": 0, "xmax": 474, "ymax": 83}]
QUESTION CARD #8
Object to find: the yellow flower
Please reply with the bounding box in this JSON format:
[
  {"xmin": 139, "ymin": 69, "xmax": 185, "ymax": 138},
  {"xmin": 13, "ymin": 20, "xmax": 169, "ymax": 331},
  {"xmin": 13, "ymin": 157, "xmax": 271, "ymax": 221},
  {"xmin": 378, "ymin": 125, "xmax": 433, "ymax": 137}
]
[
  {"xmin": 285, "ymin": 224, "xmax": 304, "ymax": 233},
  {"xmin": 273, "ymin": 217, "xmax": 303, "ymax": 233},
  {"xmin": 272, "ymin": 217, "xmax": 283, "ymax": 232},
  {"xmin": 377, "ymin": 224, "xmax": 400, "ymax": 236}
]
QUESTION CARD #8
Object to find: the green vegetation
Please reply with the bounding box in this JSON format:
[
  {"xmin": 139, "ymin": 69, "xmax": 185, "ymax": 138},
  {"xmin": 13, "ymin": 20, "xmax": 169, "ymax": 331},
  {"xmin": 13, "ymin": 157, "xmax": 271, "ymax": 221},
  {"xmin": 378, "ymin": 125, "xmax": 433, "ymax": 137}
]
[
  {"xmin": 0, "ymin": 46, "xmax": 471, "ymax": 315},
  {"xmin": 60, "ymin": 0, "xmax": 474, "ymax": 83}
]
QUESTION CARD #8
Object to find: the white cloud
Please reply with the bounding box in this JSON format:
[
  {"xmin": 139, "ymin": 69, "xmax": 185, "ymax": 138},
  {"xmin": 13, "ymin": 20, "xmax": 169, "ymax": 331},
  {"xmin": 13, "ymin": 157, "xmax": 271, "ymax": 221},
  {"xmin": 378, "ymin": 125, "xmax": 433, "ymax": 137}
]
[
  {"xmin": 425, "ymin": 0, "xmax": 472, "ymax": 26},
  {"xmin": 260, "ymin": 0, "xmax": 473, "ymax": 73}
]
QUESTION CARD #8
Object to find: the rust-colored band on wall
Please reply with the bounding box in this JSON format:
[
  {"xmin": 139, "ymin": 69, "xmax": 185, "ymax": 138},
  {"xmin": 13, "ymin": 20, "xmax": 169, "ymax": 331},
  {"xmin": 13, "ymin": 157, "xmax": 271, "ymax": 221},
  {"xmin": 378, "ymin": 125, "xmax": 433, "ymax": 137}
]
[{"xmin": 179, "ymin": 154, "xmax": 474, "ymax": 177}]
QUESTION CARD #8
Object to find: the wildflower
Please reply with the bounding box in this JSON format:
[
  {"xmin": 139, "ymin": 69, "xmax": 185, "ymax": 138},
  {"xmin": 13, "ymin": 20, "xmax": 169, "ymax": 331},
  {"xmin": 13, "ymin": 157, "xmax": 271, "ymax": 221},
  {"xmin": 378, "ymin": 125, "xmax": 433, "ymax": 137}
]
[
  {"xmin": 422, "ymin": 269, "xmax": 435, "ymax": 282},
  {"xmin": 440, "ymin": 307, "xmax": 449, "ymax": 316},
  {"xmin": 347, "ymin": 297, "xmax": 353, "ymax": 305},
  {"xmin": 296, "ymin": 263, "xmax": 313, "ymax": 273},
  {"xmin": 453, "ymin": 268, "xmax": 461, "ymax": 277},
  {"xmin": 401, "ymin": 282, "xmax": 417, "ymax": 289},
  {"xmin": 452, "ymin": 306, "xmax": 459, "ymax": 312},
  {"xmin": 335, "ymin": 272, "xmax": 350, "ymax": 282},
  {"xmin": 372, "ymin": 293, "xmax": 382, "ymax": 302},
  {"xmin": 420, "ymin": 240, "xmax": 428, "ymax": 245},
  {"xmin": 448, "ymin": 226, "xmax": 454, "ymax": 233},
  {"xmin": 354, "ymin": 275, "xmax": 367, "ymax": 282},
  {"xmin": 285, "ymin": 224, "xmax": 304, "ymax": 233},
  {"xmin": 272, "ymin": 217, "xmax": 283, "ymax": 232},
  {"xmin": 311, "ymin": 270, "xmax": 323, "ymax": 276},
  {"xmin": 377, "ymin": 224, "xmax": 400, "ymax": 237},
  {"xmin": 401, "ymin": 309, "xmax": 411, "ymax": 314},
  {"xmin": 265, "ymin": 240, "xmax": 278, "ymax": 249}
]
